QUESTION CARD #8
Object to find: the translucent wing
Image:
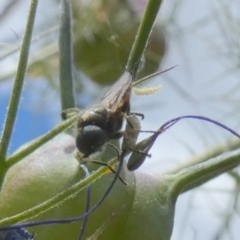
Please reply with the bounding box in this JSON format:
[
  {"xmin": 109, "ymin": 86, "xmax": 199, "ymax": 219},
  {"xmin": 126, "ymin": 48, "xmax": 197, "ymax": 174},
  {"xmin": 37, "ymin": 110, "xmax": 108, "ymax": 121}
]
[{"xmin": 97, "ymin": 72, "xmax": 132, "ymax": 113}]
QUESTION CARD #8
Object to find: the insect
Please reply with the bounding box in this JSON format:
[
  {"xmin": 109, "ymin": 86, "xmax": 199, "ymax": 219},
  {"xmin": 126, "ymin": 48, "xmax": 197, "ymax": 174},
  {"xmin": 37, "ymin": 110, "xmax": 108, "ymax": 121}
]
[
  {"xmin": 74, "ymin": 71, "xmax": 133, "ymax": 158},
  {"xmin": 62, "ymin": 67, "xmax": 174, "ymax": 168},
  {"xmin": 62, "ymin": 71, "xmax": 145, "ymax": 163},
  {"xmin": 0, "ymin": 67, "xmax": 187, "ymax": 240}
]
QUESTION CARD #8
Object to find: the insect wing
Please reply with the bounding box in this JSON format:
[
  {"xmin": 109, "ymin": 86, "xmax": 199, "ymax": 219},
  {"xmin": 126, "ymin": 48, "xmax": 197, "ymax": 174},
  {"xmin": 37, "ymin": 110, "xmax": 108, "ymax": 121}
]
[
  {"xmin": 97, "ymin": 72, "xmax": 132, "ymax": 113},
  {"xmin": 127, "ymin": 130, "xmax": 160, "ymax": 171}
]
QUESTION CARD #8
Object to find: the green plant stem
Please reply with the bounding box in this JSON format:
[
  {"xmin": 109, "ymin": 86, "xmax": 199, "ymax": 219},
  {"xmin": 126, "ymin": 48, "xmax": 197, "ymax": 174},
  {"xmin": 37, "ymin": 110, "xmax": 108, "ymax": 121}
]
[
  {"xmin": 0, "ymin": 166, "xmax": 7, "ymax": 193},
  {"xmin": 0, "ymin": 0, "xmax": 38, "ymax": 161},
  {"xmin": 126, "ymin": 0, "xmax": 162, "ymax": 79},
  {"xmin": 0, "ymin": 157, "xmax": 118, "ymax": 226},
  {"xmin": 167, "ymin": 138, "xmax": 240, "ymax": 174},
  {"xmin": 171, "ymin": 149, "xmax": 240, "ymax": 197},
  {"xmin": 6, "ymin": 114, "xmax": 79, "ymax": 167},
  {"xmin": 59, "ymin": 0, "xmax": 75, "ymax": 110}
]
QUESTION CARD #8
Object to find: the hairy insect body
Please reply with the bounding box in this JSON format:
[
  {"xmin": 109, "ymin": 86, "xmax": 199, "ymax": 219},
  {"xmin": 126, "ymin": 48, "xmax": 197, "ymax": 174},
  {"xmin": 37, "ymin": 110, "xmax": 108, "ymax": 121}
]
[
  {"xmin": 76, "ymin": 72, "xmax": 132, "ymax": 158},
  {"xmin": 64, "ymin": 70, "xmax": 163, "ymax": 169}
]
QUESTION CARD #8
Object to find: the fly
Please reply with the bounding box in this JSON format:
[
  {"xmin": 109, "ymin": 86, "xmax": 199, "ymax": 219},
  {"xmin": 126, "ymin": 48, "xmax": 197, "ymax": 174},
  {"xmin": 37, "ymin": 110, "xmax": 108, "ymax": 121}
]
[
  {"xmin": 62, "ymin": 67, "xmax": 175, "ymax": 169},
  {"xmin": 62, "ymin": 71, "xmax": 134, "ymax": 159}
]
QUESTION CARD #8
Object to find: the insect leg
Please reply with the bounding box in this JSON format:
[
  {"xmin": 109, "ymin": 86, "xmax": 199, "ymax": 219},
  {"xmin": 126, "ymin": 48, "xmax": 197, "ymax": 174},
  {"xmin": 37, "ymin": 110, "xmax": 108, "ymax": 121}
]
[
  {"xmin": 83, "ymin": 158, "xmax": 127, "ymax": 185},
  {"xmin": 78, "ymin": 143, "xmax": 126, "ymax": 185},
  {"xmin": 61, "ymin": 108, "xmax": 80, "ymax": 120},
  {"xmin": 129, "ymin": 112, "xmax": 144, "ymax": 120}
]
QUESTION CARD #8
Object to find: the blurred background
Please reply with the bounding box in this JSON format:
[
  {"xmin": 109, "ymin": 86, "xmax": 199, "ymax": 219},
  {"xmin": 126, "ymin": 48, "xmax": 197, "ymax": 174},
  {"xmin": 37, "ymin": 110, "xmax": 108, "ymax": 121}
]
[{"xmin": 0, "ymin": 0, "xmax": 240, "ymax": 239}]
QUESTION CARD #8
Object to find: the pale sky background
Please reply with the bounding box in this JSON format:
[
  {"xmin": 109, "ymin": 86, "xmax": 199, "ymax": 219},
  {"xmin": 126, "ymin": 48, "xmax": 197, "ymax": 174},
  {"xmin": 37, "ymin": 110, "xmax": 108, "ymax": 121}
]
[{"xmin": 0, "ymin": 0, "xmax": 240, "ymax": 240}]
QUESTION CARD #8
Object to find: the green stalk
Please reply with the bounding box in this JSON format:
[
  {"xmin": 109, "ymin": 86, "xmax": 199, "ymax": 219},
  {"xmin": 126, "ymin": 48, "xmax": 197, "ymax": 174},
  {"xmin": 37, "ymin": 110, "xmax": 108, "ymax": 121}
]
[
  {"xmin": 0, "ymin": 0, "xmax": 39, "ymax": 161},
  {"xmin": 6, "ymin": 114, "xmax": 79, "ymax": 167},
  {"xmin": 59, "ymin": 0, "xmax": 75, "ymax": 110},
  {"xmin": 167, "ymin": 138, "xmax": 240, "ymax": 174},
  {"xmin": 126, "ymin": 0, "xmax": 162, "ymax": 79},
  {"xmin": 171, "ymin": 149, "xmax": 240, "ymax": 196}
]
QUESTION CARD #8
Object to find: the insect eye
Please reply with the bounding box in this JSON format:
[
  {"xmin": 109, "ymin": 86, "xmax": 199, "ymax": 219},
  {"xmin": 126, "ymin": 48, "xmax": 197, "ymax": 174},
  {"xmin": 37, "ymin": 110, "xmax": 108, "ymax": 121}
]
[{"xmin": 76, "ymin": 125, "xmax": 107, "ymax": 158}]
